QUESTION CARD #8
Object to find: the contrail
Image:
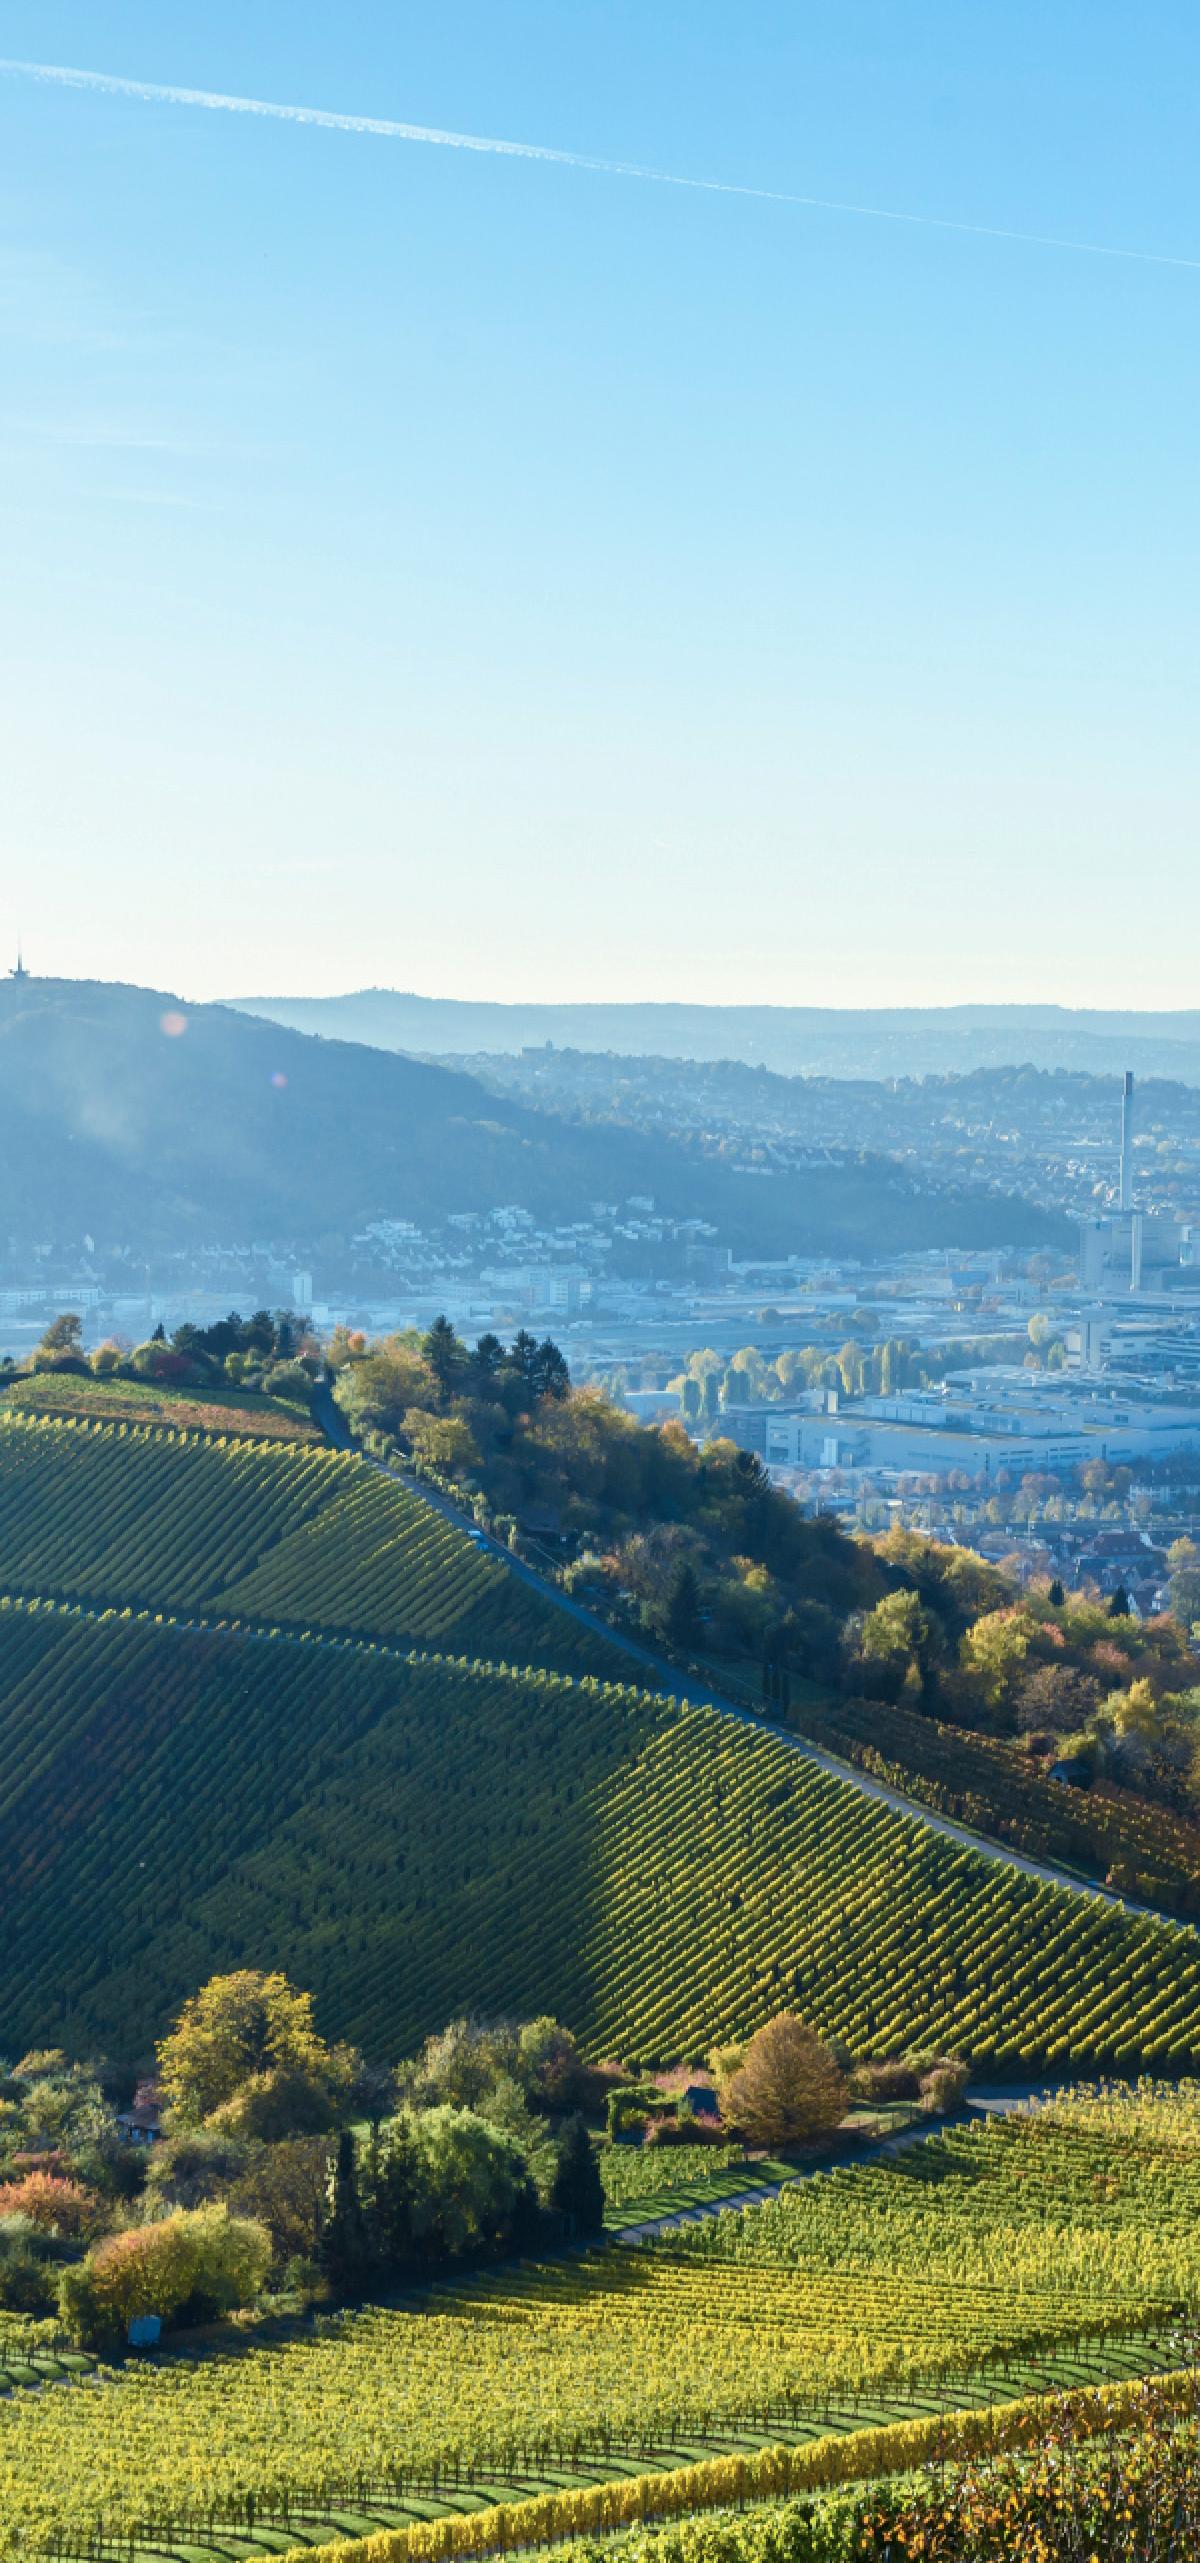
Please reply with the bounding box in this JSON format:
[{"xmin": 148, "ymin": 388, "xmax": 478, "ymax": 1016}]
[{"xmin": 3, "ymin": 55, "xmax": 1198, "ymax": 274}]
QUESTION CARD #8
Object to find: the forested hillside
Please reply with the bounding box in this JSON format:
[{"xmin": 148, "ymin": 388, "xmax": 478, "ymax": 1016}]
[{"xmin": 0, "ymin": 976, "xmax": 1062, "ymax": 1261}]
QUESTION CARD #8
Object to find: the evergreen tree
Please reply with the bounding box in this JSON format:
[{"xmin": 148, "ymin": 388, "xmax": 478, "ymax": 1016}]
[
  {"xmin": 548, "ymin": 2113, "xmax": 605, "ymax": 2238},
  {"xmin": 666, "ymin": 1560, "xmax": 703, "ymax": 1651},
  {"xmin": 363, "ymin": 2116, "xmax": 418, "ymax": 2271},
  {"xmin": 531, "ymin": 1338, "xmax": 570, "ymax": 1401},
  {"xmin": 508, "ymin": 1330, "xmax": 540, "ymax": 1394},
  {"xmin": 321, "ymin": 2130, "xmax": 366, "ymax": 2290},
  {"xmin": 1048, "ymin": 1579, "xmax": 1065, "ymax": 1608},
  {"xmin": 423, "ymin": 1315, "xmax": 465, "ymax": 1403}
]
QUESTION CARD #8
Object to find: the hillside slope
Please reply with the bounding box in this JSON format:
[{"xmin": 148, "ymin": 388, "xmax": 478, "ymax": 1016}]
[
  {"xmin": 0, "ymin": 976, "xmax": 1062, "ymax": 1258},
  {"xmin": 0, "ymin": 1399, "xmax": 1198, "ymax": 2069},
  {"xmin": 0, "ymin": 1409, "xmax": 620, "ymax": 1673},
  {"xmin": 2, "ymin": 1600, "xmax": 1198, "ymax": 2065}
]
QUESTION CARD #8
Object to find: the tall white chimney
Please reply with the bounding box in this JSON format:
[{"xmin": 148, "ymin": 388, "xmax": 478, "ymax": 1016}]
[{"xmin": 1119, "ymin": 1070, "xmax": 1135, "ymax": 1213}]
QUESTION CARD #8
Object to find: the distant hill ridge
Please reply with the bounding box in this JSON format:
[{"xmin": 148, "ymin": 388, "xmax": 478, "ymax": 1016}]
[
  {"xmin": 231, "ymin": 988, "xmax": 1200, "ymax": 1082},
  {"xmin": 0, "ymin": 976, "xmax": 1059, "ymax": 1259}
]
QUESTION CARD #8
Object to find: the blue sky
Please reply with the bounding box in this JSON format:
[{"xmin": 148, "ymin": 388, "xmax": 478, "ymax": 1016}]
[{"xmin": 1, "ymin": 3, "xmax": 1197, "ymax": 1008}]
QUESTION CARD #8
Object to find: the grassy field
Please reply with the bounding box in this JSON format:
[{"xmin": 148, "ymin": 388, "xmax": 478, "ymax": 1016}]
[{"xmin": 4, "ymin": 2087, "xmax": 1198, "ymax": 2562}]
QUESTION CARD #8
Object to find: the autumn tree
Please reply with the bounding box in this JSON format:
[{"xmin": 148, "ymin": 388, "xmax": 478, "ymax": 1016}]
[
  {"xmin": 1168, "ymin": 1540, "xmax": 1200, "ymax": 1635},
  {"xmin": 959, "ymin": 1609, "xmax": 1035, "ymax": 1720},
  {"xmin": 714, "ymin": 2013, "xmax": 846, "ymax": 2147},
  {"xmin": 157, "ymin": 1970, "xmax": 353, "ymax": 2130},
  {"xmin": 856, "ymin": 1588, "xmax": 938, "ymax": 1703},
  {"xmin": 402, "ymin": 1410, "xmax": 480, "ymax": 1474},
  {"xmin": 34, "ymin": 1312, "xmax": 85, "ymax": 1368}
]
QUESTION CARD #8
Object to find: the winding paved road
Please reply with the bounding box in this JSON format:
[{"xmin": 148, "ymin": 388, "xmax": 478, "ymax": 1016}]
[{"xmin": 312, "ymin": 1382, "xmax": 1172, "ymax": 1926}]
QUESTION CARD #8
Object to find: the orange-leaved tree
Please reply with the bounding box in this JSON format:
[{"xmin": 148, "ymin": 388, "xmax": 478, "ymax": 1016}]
[{"xmin": 714, "ymin": 2013, "xmax": 846, "ymax": 2147}]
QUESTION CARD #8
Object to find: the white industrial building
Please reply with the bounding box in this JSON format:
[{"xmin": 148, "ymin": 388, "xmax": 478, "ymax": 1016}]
[{"xmin": 761, "ymin": 1369, "xmax": 1200, "ymax": 1479}]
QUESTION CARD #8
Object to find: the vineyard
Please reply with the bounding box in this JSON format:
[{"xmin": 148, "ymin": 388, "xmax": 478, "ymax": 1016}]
[
  {"xmin": 4, "ymin": 1402, "xmax": 1200, "ymax": 2064},
  {"xmin": 1, "ymin": 2087, "xmax": 1197, "ymax": 2560},
  {"xmin": 3, "ymin": 1372, "xmax": 320, "ymax": 1439},
  {"xmin": 2, "ymin": 1595, "xmax": 1200, "ymax": 2062},
  {"xmin": 0, "ymin": 1410, "xmax": 619, "ymax": 1673},
  {"xmin": 795, "ymin": 1691, "xmax": 1200, "ymax": 1919},
  {"xmin": 478, "ymin": 2372, "xmax": 1200, "ymax": 2563},
  {"xmin": 4, "ymin": 1384, "xmax": 1200, "ymax": 2560},
  {"xmin": 667, "ymin": 2084, "xmax": 1200, "ymax": 2294}
]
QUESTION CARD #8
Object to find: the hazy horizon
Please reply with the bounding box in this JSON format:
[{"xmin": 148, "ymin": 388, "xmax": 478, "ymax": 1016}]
[{"xmin": 17, "ymin": 970, "xmax": 1200, "ymax": 1026}]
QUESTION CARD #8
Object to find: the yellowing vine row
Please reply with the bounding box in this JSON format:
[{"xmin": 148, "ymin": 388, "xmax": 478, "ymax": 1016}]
[{"xmin": 1, "ymin": 2090, "xmax": 1197, "ymax": 2559}]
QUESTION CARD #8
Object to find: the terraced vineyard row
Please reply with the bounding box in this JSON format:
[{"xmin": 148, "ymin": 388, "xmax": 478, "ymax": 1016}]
[
  {"xmin": 214, "ymin": 1468, "xmax": 602, "ymax": 1666},
  {"xmin": 3, "ymin": 1597, "xmax": 1200, "ymax": 2064},
  {"xmin": 579, "ymin": 1709, "xmax": 1200, "ymax": 2064},
  {"xmin": 797, "ymin": 1692, "xmax": 1200, "ymax": 1917},
  {"xmin": 0, "ymin": 1410, "xmax": 337, "ymax": 1609},
  {"xmin": 0, "ymin": 1411, "xmax": 618, "ymax": 1673},
  {"xmin": 1, "ymin": 2089, "xmax": 1195, "ymax": 2558},
  {"xmin": 599, "ymin": 2145, "xmax": 749, "ymax": 2207}
]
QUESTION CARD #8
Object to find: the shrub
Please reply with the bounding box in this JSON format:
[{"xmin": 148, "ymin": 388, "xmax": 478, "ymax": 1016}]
[
  {"xmin": 644, "ymin": 2113, "xmax": 729, "ymax": 2147},
  {"xmin": 0, "ymin": 2171, "xmax": 101, "ymax": 2238},
  {"xmin": 142, "ymin": 2126, "xmax": 252, "ymax": 2212},
  {"xmin": 263, "ymin": 1361, "xmax": 315, "ymax": 1403},
  {"xmin": 605, "ymin": 2082, "xmax": 672, "ymax": 2143},
  {"xmin": 918, "ymin": 2060, "xmax": 970, "ymax": 2114},
  {"xmin": 59, "ymin": 2205, "xmax": 271, "ymax": 2350},
  {"xmin": 850, "ymin": 2059, "xmax": 922, "ymax": 2106},
  {"xmin": 0, "ymin": 2213, "xmax": 58, "ymax": 2313}
]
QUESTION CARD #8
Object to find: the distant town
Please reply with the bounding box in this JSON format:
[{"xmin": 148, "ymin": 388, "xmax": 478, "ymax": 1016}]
[{"xmin": 7, "ymin": 1025, "xmax": 1200, "ymax": 1607}]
